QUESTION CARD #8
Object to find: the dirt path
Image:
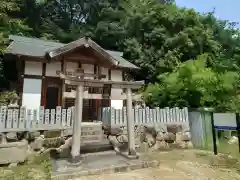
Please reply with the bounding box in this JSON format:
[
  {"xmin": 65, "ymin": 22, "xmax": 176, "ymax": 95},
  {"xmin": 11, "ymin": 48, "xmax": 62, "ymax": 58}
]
[{"xmin": 71, "ymin": 150, "xmax": 240, "ymax": 180}]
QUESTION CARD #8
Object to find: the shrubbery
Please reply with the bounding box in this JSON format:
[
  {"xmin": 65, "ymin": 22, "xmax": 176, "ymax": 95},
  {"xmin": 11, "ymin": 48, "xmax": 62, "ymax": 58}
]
[{"xmin": 143, "ymin": 54, "xmax": 240, "ymax": 112}]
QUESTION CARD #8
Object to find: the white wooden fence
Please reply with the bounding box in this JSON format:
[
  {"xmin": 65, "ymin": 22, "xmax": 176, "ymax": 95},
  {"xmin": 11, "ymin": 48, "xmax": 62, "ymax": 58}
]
[
  {"xmin": 0, "ymin": 106, "xmax": 190, "ymax": 133},
  {"xmin": 101, "ymin": 107, "xmax": 190, "ymax": 129},
  {"xmin": 0, "ymin": 106, "xmax": 75, "ymax": 132}
]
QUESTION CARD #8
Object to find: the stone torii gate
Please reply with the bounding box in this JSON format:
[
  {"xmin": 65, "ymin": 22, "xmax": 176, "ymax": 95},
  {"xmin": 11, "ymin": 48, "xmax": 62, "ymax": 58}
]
[{"xmin": 59, "ymin": 69, "xmax": 144, "ymax": 162}]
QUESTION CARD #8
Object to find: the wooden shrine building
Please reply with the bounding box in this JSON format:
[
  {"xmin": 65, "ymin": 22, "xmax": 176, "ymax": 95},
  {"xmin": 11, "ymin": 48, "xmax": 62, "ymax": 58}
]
[{"xmin": 4, "ymin": 35, "xmax": 141, "ymax": 121}]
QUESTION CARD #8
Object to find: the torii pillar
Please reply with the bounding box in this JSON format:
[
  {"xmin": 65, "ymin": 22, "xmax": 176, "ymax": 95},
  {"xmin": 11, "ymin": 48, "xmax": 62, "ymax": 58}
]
[
  {"xmin": 70, "ymin": 83, "xmax": 84, "ymax": 163},
  {"xmin": 126, "ymin": 87, "xmax": 137, "ymax": 157}
]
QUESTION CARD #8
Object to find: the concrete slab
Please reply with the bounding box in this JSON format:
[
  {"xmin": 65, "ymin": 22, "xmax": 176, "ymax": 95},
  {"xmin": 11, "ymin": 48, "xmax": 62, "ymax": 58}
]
[{"xmin": 52, "ymin": 151, "xmax": 159, "ymax": 180}]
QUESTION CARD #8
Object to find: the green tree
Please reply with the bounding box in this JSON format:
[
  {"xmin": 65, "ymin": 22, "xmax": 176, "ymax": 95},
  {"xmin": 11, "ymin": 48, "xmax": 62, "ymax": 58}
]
[
  {"xmin": 2, "ymin": 0, "xmax": 240, "ymax": 111},
  {"xmin": 0, "ymin": 0, "xmax": 32, "ymax": 90},
  {"xmin": 40, "ymin": 0, "xmax": 127, "ymax": 49},
  {"xmin": 143, "ymin": 54, "xmax": 240, "ymax": 111},
  {"xmin": 0, "ymin": 0, "xmax": 32, "ymax": 51},
  {"xmin": 122, "ymin": 0, "xmax": 223, "ymax": 82}
]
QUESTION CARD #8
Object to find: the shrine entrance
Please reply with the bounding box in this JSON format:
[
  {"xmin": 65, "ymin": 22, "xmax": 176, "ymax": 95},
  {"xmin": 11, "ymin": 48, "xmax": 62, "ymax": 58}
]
[
  {"xmin": 82, "ymin": 99, "xmax": 101, "ymax": 121},
  {"xmin": 43, "ymin": 78, "xmax": 62, "ymax": 109},
  {"xmin": 64, "ymin": 85, "xmax": 111, "ymax": 122}
]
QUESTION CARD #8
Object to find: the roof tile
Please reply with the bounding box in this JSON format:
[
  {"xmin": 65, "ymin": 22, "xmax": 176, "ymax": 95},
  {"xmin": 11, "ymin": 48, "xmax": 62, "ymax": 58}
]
[{"xmin": 6, "ymin": 35, "xmax": 139, "ymax": 69}]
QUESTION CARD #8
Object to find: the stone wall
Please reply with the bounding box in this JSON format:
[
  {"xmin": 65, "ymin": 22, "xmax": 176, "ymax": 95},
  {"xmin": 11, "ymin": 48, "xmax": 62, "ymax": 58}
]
[
  {"xmin": 103, "ymin": 124, "xmax": 193, "ymax": 153},
  {"xmin": 0, "ymin": 122, "xmax": 192, "ymax": 166}
]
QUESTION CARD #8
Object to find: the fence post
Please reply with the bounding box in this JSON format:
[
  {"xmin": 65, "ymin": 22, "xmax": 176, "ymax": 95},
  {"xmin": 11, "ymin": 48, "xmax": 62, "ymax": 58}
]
[
  {"xmin": 110, "ymin": 107, "xmax": 115, "ymax": 126},
  {"xmin": 209, "ymin": 108, "xmax": 217, "ymax": 155},
  {"xmin": 134, "ymin": 106, "xmax": 139, "ymax": 125},
  {"xmin": 236, "ymin": 112, "xmax": 240, "ymax": 153}
]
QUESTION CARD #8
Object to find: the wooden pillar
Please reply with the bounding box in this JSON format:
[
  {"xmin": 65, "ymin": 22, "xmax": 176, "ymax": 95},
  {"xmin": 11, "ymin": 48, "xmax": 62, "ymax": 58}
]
[
  {"xmin": 61, "ymin": 58, "xmax": 66, "ymax": 107},
  {"xmin": 126, "ymin": 87, "xmax": 137, "ymax": 156},
  {"xmin": 40, "ymin": 63, "xmax": 46, "ymax": 106},
  {"xmin": 70, "ymin": 83, "xmax": 84, "ymax": 162},
  {"xmin": 18, "ymin": 58, "xmax": 25, "ymax": 106}
]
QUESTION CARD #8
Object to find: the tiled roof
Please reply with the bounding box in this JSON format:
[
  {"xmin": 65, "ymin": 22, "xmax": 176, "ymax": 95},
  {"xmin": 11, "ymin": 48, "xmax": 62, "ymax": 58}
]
[{"xmin": 6, "ymin": 35, "xmax": 139, "ymax": 69}]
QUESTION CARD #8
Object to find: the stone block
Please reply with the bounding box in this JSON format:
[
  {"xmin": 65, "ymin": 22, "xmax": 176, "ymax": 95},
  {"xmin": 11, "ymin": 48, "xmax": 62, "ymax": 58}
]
[
  {"xmin": 135, "ymin": 127, "xmax": 146, "ymax": 147},
  {"xmin": 145, "ymin": 133, "xmax": 155, "ymax": 147},
  {"xmin": 186, "ymin": 141, "xmax": 193, "ymax": 148},
  {"xmin": 166, "ymin": 124, "xmax": 182, "ymax": 134},
  {"xmin": 26, "ymin": 131, "xmax": 41, "ymax": 140},
  {"xmin": 178, "ymin": 141, "xmax": 187, "ymax": 149},
  {"xmin": 0, "ymin": 134, "xmax": 7, "ymax": 144},
  {"xmin": 137, "ymin": 125, "xmax": 146, "ymax": 133},
  {"xmin": 30, "ymin": 135, "xmax": 45, "ymax": 151},
  {"xmin": 163, "ymin": 132, "xmax": 176, "ymax": 143},
  {"xmin": 81, "ymin": 124, "xmax": 104, "ymax": 144},
  {"xmin": 8, "ymin": 163, "xmax": 17, "ymax": 168},
  {"xmin": 0, "ymin": 140, "xmax": 28, "ymax": 165},
  {"xmin": 175, "ymin": 132, "xmax": 182, "ymax": 143},
  {"xmin": 6, "ymin": 132, "xmax": 18, "ymax": 142},
  {"xmin": 156, "ymin": 131, "xmax": 164, "ymax": 141},
  {"xmin": 117, "ymin": 134, "xmax": 128, "ymax": 143},
  {"xmin": 109, "ymin": 127, "xmax": 123, "ymax": 136},
  {"xmin": 144, "ymin": 126, "xmax": 157, "ymax": 138},
  {"xmin": 181, "ymin": 131, "xmax": 191, "ymax": 141},
  {"xmin": 108, "ymin": 135, "xmax": 120, "ymax": 148},
  {"xmin": 155, "ymin": 140, "xmax": 169, "ymax": 150}
]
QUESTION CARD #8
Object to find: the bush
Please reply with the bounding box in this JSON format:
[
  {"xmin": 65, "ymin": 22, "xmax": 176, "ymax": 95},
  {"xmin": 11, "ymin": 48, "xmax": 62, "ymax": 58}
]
[
  {"xmin": 143, "ymin": 54, "xmax": 240, "ymax": 111},
  {"xmin": 0, "ymin": 91, "xmax": 19, "ymax": 106}
]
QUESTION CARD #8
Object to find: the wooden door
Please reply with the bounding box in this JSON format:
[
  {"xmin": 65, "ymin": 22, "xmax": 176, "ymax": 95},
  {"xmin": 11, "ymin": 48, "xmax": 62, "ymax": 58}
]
[{"xmin": 43, "ymin": 77, "xmax": 62, "ymax": 109}]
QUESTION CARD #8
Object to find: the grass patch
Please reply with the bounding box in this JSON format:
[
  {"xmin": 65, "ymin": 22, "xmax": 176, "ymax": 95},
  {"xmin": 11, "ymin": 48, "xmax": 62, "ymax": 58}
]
[
  {"xmin": 201, "ymin": 130, "xmax": 240, "ymax": 158},
  {"xmin": 217, "ymin": 139, "xmax": 240, "ymax": 158},
  {"xmin": 0, "ymin": 153, "xmax": 51, "ymax": 180}
]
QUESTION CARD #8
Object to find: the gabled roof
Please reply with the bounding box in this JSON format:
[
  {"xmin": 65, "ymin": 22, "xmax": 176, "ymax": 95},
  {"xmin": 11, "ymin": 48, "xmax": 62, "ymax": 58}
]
[
  {"xmin": 6, "ymin": 35, "xmax": 139, "ymax": 69},
  {"xmin": 46, "ymin": 37, "xmax": 119, "ymax": 66}
]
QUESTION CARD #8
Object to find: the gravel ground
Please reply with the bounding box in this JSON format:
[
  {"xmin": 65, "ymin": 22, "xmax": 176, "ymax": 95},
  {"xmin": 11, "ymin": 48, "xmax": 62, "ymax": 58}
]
[{"xmin": 72, "ymin": 150, "xmax": 240, "ymax": 180}]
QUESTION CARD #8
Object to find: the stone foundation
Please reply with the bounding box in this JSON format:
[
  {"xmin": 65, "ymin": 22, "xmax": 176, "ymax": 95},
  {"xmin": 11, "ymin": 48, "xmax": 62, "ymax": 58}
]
[
  {"xmin": 0, "ymin": 122, "xmax": 192, "ymax": 166},
  {"xmin": 104, "ymin": 124, "xmax": 193, "ymax": 153}
]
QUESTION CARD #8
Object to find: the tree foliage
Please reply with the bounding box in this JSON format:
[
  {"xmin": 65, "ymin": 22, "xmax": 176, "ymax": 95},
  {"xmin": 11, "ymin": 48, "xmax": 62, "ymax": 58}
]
[
  {"xmin": 0, "ymin": 0, "xmax": 32, "ymax": 51},
  {"xmin": 143, "ymin": 54, "xmax": 240, "ymax": 111},
  {"xmin": 1, "ymin": 0, "xmax": 240, "ymax": 110}
]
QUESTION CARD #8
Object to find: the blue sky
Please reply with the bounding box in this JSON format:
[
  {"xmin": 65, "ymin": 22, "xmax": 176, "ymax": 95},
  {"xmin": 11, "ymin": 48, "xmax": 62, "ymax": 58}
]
[{"xmin": 175, "ymin": 0, "xmax": 240, "ymax": 27}]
